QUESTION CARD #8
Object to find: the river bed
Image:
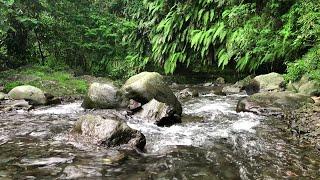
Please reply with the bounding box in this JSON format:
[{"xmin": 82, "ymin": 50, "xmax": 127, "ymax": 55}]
[{"xmin": 0, "ymin": 87, "xmax": 319, "ymax": 179}]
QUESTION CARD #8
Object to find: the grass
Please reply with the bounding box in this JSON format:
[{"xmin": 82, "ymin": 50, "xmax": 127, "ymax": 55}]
[{"xmin": 0, "ymin": 65, "xmax": 88, "ymax": 97}]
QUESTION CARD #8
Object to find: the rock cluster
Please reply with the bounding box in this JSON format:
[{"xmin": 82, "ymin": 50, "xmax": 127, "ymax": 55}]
[{"xmin": 82, "ymin": 72, "xmax": 182, "ymax": 127}]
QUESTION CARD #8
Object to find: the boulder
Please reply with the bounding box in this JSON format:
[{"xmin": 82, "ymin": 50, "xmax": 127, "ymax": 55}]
[
  {"xmin": 122, "ymin": 72, "xmax": 182, "ymax": 115},
  {"xmin": 72, "ymin": 114, "xmax": 146, "ymax": 150},
  {"xmin": 177, "ymin": 88, "xmax": 199, "ymax": 99},
  {"xmin": 236, "ymin": 91, "xmax": 314, "ymax": 116},
  {"xmin": 222, "ymin": 75, "xmax": 253, "ymax": 95},
  {"xmin": 135, "ymin": 99, "xmax": 181, "ymax": 126},
  {"xmin": 243, "ymin": 79, "xmax": 260, "ymax": 95},
  {"xmin": 215, "ymin": 77, "xmax": 225, "ymax": 84},
  {"xmin": 254, "ymin": 72, "xmax": 284, "ymax": 92},
  {"xmin": 8, "ymin": 85, "xmax": 47, "ymax": 105},
  {"xmin": 82, "ymin": 82, "xmax": 126, "ymax": 109}
]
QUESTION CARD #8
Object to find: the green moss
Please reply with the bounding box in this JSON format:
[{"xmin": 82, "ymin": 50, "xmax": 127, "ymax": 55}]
[
  {"xmin": 3, "ymin": 81, "xmax": 24, "ymax": 93},
  {"xmin": 0, "ymin": 65, "xmax": 89, "ymax": 97}
]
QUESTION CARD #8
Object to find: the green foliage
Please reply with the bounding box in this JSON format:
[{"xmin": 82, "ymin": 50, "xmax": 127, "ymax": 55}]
[
  {"xmin": 0, "ymin": 65, "xmax": 88, "ymax": 96},
  {"xmin": 129, "ymin": 0, "xmax": 320, "ymax": 77},
  {"xmin": 285, "ymin": 44, "xmax": 320, "ymax": 82},
  {"xmin": 3, "ymin": 81, "xmax": 23, "ymax": 93},
  {"xmin": 0, "ymin": 0, "xmax": 143, "ymax": 79},
  {"xmin": 1, "ymin": 0, "xmax": 319, "ymax": 83}
]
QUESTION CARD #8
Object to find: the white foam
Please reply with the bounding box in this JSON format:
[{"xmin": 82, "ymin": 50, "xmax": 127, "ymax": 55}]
[{"xmin": 32, "ymin": 103, "xmax": 83, "ymax": 115}]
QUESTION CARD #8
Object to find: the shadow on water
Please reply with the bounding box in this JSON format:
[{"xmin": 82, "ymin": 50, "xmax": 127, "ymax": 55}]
[{"xmin": 0, "ymin": 87, "xmax": 319, "ymax": 179}]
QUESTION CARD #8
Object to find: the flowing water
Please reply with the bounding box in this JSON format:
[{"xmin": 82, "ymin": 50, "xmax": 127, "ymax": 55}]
[{"xmin": 0, "ymin": 87, "xmax": 319, "ymax": 179}]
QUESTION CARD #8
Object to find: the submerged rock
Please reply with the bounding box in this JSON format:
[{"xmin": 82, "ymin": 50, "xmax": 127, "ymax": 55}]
[
  {"xmin": 253, "ymin": 72, "xmax": 284, "ymax": 92},
  {"xmin": 236, "ymin": 91, "xmax": 314, "ymax": 116},
  {"xmin": 135, "ymin": 99, "xmax": 181, "ymax": 126},
  {"xmin": 8, "ymin": 85, "xmax": 47, "ymax": 105},
  {"xmin": 82, "ymin": 82, "xmax": 126, "ymax": 109},
  {"xmin": 72, "ymin": 114, "xmax": 146, "ymax": 150},
  {"xmin": 122, "ymin": 72, "xmax": 182, "ymax": 115}
]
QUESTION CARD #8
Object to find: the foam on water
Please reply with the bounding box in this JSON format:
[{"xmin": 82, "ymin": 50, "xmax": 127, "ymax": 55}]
[
  {"xmin": 127, "ymin": 94, "xmax": 262, "ymax": 153},
  {"xmin": 32, "ymin": 102, "xmax": 84, "ymax": 115}
]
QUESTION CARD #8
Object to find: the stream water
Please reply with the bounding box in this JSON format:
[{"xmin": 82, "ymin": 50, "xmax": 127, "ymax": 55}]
[{"xmin": 0, "ymin": 87, "xmax": 319, "ymax": 179}]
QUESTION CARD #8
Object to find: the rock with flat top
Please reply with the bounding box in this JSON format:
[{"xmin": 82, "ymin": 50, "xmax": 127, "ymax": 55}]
[{"xmin": 72, "ymin": 114, "xmax": 146, "ymax": 150}]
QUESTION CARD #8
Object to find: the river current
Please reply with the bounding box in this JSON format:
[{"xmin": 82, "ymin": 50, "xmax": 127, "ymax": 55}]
[{"xmin": 0, "ymin": 87, "xmax": 319, "ymax": 179}]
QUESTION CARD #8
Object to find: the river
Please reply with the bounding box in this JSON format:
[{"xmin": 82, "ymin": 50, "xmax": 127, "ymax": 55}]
[{"xmin": 0, "ymin": 86, "xmax": 319, "ymax": 179}]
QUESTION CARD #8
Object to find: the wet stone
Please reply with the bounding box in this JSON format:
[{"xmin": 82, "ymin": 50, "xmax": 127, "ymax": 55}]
[{"xmin": 61, "ymin": 165, "xmax": 102, "ymax": 179}]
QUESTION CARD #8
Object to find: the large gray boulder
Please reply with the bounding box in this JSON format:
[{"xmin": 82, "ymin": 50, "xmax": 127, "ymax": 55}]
[
  {"xmin": 236, "ymin": 91, "xmax": 314, "ymax": 116},
  {"xmin": 254, "ymin": 72, "xmax": 284, "ymax": 92},
  {"xmin": 135, "ymin": 99, "xmax": 181, "ymax": 126},
  {"xmin": 8, "ymin": 85, "xmax": 47, "ymax": 105},
  {"xmin": 122, "ymin": 72, "xmax": 182, "ymax": 116},
  {"xmin": 82, "ymin": 82, "xmax": 126, "ymax": 109},
  {"xmin": 72, "ymin": 114, "xmax": 146, "ymax": 150}
]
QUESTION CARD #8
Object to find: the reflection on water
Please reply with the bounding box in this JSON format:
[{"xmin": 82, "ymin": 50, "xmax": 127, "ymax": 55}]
[{"xmin": 0, "ymin": 91, "xmax": 319, "ymax": 179}]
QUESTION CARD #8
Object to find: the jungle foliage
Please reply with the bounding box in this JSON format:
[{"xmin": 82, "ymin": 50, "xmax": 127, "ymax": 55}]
[
  {"xmin": 1, "ymin": 0, "xmax": 319, "ymax": 81},
  {"xmin": 129, "ymin": 0, "xmax": 320, "ymax": 79},
  {"xmin": 0, "ymin": 0, "xmax": 142, "ymax": 78}
]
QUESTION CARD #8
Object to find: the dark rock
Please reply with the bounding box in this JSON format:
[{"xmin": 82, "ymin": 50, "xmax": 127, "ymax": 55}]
[
  {"xmin": 135, "ymin": 99, "xmax": 181, "ymax": 126},
  {"xmin": 72, "ymin": 114, "xmax": 146, "ymax": 150},
  {"xmin": 243, "ymin": 79, "xmax": 260, "ymax": 95}
]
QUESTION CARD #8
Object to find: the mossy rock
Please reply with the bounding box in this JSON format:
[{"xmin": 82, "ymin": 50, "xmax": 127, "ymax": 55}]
[{"xmin": 122, "ymin": 72, "xmax": 182, "ymax": 115}]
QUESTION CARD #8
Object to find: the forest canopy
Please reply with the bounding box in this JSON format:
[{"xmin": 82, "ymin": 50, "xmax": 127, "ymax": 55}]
[{"xmin": 1, "ymin": 0, "xmax": 319, "ymax": 81}]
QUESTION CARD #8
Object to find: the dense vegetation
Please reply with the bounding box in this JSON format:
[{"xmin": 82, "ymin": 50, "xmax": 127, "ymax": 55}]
[{"xmin": 1, "ymin": 0, "xmax": 319, "ymax": 82}]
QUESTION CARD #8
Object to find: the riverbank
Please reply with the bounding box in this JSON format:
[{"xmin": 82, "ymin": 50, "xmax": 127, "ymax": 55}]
[{"xmin": 0, "ymin": 66, "xmax": 122, "ymax": 101}]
